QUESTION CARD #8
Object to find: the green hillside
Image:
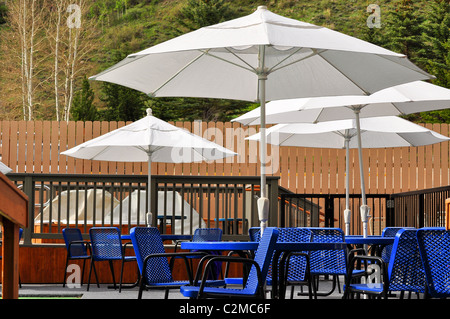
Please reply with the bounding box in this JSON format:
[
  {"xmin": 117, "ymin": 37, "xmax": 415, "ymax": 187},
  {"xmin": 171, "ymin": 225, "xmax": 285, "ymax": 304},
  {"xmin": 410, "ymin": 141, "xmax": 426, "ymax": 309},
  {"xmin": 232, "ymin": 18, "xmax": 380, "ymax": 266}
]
[{"xmin": 0, "ymin": 0, "xmax": 448, "ymax": 122}]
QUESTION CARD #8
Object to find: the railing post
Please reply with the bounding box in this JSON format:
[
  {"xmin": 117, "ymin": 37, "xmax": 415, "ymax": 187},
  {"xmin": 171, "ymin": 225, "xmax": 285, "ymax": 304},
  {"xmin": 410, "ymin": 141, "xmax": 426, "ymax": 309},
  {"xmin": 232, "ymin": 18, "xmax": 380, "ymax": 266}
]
[
  {"xmin": 268, "ymin": 178, "xmax": 279, "ymax": 227},
  {"xmin": 324, "ymin": 195, "xmax": 334, "ymax": 228},
  {"xmin": 386, "ymin": 195, "xmax": 395, "ymax": 227},
  {"xmin": 279, "ymin": 193, "xmax": 286, "ymax": 227},
  {"xmin": 418, "ymin": 193, "xmax": 425, "ymax": 228},
  {"xmin": 22, "ymin": 175, "xmax": 34, "ymax": 245}
]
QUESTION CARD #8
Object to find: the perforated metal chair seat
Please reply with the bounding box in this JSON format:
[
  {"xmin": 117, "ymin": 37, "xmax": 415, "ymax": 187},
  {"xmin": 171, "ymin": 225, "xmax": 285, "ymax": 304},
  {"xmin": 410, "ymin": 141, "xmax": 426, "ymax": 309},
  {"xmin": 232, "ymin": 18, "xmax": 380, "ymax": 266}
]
[{"xmin": 181, "ymin": 285, "xmax": 261, "ymax": 298}]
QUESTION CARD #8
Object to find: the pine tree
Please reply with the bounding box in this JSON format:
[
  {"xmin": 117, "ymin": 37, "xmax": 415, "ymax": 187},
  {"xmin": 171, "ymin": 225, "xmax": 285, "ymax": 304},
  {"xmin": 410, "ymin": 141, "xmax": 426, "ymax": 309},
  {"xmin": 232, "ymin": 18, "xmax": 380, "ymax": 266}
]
[
  {"xmin": 71, "ymin": 76, "xmax": 98, "ymax": 121},
  {"xmin": 420, "ymin": 0, "xmax": 450, "ymax": 88},
  {"xmin": 99, "ymin": 82, "xmax": 146, "ymax": 122},
  {"xmin": 385, "ymin": 0, "xmax": 424, "ymax": 64}
]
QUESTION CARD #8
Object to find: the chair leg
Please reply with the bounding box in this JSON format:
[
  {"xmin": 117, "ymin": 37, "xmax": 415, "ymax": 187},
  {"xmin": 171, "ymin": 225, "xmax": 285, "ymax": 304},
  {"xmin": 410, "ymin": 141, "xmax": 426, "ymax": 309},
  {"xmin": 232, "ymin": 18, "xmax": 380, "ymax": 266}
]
[
  {"xmin": 108, "ymin": 260, "xmax": 116, "ymax": 290},
  {"xmin": 87, "ymin": 258, "xmax": 93, "ymax": 291},
  {"xmin": 137, "ymin": 276, "xmax": 145, "ymax": 299},
  {"xmin": 119, "ymin": 259, "xmax": 125, "ymax": 293},
  {"xmin": 81, "ymin": 259, "xmax": 86, "ymax": 286}
]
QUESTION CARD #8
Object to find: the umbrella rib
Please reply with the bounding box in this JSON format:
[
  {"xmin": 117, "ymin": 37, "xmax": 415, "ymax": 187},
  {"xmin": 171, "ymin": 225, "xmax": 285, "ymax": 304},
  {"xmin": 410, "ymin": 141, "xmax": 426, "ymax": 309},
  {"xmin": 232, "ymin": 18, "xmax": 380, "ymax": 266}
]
[
  {"xmin": 269, "ymin": 48, "xmax": 324, "ymax": 74},
  {"xmin": 150, "ymin": 50, "xmax": 209, "ymax": 97},
  {"xmin": 201, "ymin": 48, "xmax": 257, "ymax": 73}
]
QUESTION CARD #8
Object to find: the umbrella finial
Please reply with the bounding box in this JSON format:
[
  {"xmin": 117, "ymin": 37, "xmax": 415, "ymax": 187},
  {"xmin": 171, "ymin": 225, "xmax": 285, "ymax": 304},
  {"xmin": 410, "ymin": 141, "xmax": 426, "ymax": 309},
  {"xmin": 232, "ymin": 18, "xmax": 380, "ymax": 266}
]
[
  {"xmin": 257, "ymin": 5, "xmax": 267, "ymax": 10},
  {"xmin": 146, "ymin": 108, "xmax": 153, "ymax": 116}
]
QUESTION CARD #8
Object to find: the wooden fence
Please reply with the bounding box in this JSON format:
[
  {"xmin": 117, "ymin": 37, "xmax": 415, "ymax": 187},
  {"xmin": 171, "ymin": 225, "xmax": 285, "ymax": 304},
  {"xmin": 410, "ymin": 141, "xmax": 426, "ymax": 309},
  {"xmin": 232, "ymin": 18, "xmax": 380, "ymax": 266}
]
[{"xmin": 0, "ymin": 120, "xmax": 449, "ymax": 195}]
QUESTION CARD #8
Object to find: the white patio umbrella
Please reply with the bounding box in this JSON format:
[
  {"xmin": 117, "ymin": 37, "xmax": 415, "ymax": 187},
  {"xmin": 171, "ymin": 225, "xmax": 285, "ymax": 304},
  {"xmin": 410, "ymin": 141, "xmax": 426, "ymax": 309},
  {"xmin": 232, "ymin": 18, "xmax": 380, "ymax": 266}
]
[
  {"xmin": 89, "ymin": 6, "xmax": 432, "ymax": 232},
  {"xmin": 61, "ymin": 108, "xmax": 236, "ymax": 226},
  {"xmin": 234, "ymin": 81, "xmax": 450, "ymax": 235},
  {"xmin": 247, "ymin": 116, "xmax": 450, "ymax": 236},
  {"xmin": 0, "ymin": 161, "xmax": 13, "ymax": 175}
]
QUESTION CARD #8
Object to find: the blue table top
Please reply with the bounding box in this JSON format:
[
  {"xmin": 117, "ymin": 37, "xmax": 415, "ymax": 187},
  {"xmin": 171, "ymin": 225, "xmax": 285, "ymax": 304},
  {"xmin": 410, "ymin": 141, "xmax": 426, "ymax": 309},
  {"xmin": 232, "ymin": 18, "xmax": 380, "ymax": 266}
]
[
  {"xmin": 181, "ymin": 241, "xmax": 258, "ymax": 251},
  {"xmin": 180, "ymin": 241, "xmax": 347, "ymax": 251},
  {"xmin": 345, "ymin": 236, "xmax": 394, "ymax": 245}
]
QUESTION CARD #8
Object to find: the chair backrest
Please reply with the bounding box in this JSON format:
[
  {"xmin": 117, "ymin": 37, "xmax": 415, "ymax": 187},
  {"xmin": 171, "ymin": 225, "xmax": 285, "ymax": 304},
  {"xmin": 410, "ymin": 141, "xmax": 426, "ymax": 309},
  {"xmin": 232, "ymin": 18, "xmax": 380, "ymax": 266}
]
[
  {"xmin": 277, "ymin": 228, "xmax": 312, "ymax": 282},
  {"xmin": 417, "ymin": 228, "xmax": 450, "ymax": 298},
  {"xmin": 381, "ymin": 227, "xmax": 415, "ymax": 262},
  {"xmin": 246, "ymin": 227, "xmax": 311, "ymax": 282},
  {"xmin": 244, "ymin": 227, "xmax": 279, "ymax": 294},
  {"xmin": 309, "ymin": 227, "xmax": 347, "ymax": 275},
  {"xmin": 387, "ymin": 228, "xmax": 426, "ymax": 293},
  {"xmin": 89, "ymin": 227, "xmax": 123, "ymax": 260},
  {"xmin": 130, "ymin": 227, "xmax": 174, "ymax": 284},
  {"xmin": 63, "ymin": 228, "xmax": 88, "ymax": 258},
  {"xmin": 192, "ymin": 228, "xmax": 222, "ymax": 242},
  {"xmin": 248, "ymin": 227, "xmax": 261, "ymax": 242}
]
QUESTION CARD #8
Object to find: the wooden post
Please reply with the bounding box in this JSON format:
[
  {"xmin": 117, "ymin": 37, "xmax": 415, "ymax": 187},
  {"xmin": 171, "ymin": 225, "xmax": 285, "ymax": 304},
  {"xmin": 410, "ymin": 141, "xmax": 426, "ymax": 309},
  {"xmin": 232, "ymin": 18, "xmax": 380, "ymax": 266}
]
[
  {"xmin": 1, "ymin": 220, "xmax": 20, "ymax": 299},
  {"xmin": 0, "ymin": 173, "xmax": 28, "ymax": 299}
]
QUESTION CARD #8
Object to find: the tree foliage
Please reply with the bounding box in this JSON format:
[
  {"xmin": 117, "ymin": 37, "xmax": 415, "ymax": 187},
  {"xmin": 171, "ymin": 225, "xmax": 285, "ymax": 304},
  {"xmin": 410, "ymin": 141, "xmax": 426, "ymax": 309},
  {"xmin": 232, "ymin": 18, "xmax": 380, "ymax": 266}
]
[
  {"xmin": 0, "ymin": 0, "xmax": 449, "ymax": 123},
  {"xmin": 71, "ymin": 76, "xmax": 97, "ymax": 121}
]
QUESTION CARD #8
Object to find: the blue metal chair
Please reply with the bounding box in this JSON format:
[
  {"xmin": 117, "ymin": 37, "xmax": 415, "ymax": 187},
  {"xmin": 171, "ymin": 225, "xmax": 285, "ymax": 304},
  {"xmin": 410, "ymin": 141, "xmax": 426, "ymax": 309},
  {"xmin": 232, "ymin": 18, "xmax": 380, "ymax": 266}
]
[
  {"xmin": 174, "ymin": 228, "xmax": 222, "ymax": 252},
  {"xmin": 191, "ymin": 228, "xmax": 223, "ymax": 279},
  {"xmin": 192, "ymin": 228, "xmax": 223, "ymax": 242},
  {"xmin": 62, "ymin": 228, "xmax": 98, "ymax": 287},
  {"xmin": 308, "ymin": 227, "xmax": 346, "ymax": 294},
  {"xmin": 344, "ymin": 228, "xmax": 426, "ymax": 299},
  {"xmin": 224, "ymin": 227, "xmax": 313, "ymax": 298},
  {"xmin": 180, "ymin": 227, "xmax": 279, "ymax": 299},
  {"xmin": 87, "ymin": 227, "xmax": 137, "ymax": 292},
  {"xmin": 246, "ymin": 227, "xmax": 314, "ymax": 298},
  {"xmin": 130, "ymin": 227, "xmax": 224, "ymax": 299},
  {"xmin": 417, "ymin": 227, "xmax": 450, "ymax": 298},
  {"xmin": 308, "ymin": 227, "xmax": 364, "ymax": 296},
  {"xmin": 381, "ymin": 227, "xmax": 415, "ymax": 262}
]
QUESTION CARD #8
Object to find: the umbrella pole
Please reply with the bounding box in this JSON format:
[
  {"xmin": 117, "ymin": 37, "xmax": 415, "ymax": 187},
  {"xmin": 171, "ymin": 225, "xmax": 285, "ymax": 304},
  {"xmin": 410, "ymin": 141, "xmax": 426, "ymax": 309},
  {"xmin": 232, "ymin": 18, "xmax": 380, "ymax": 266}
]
[
  {"xmin": 257, "ymin": 45, "xmax": 269, "ymax": 234},
  {"xmin": 354, "ymin": 108, "xmax": 370, "ymax": 238},
  {"xmin": 344, "ymin": 138, "xmax": 351, "ymax": 236},
  {"xmin": 146, "ymin": 153, "xmax": 152, "ymax": 227}
]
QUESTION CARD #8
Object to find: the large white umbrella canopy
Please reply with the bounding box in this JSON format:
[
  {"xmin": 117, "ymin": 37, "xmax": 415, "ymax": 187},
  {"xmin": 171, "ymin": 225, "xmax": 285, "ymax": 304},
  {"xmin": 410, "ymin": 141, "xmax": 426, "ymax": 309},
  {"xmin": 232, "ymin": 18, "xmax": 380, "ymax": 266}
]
[
  {"xmin": 233, "ymin": 81, "xmax": 450, "ymax": 126},
  {"xmin": 89, "ymin": 6, "xmax": 432, "ymax": 232},
  {"xmin": 234, "ymin": 80, "xmax": 450, "ymax": 235},
  {"xmin": 247, "ymin": 116, "xmax": 450, "ymax": 235},
  {"xmin": 61, "ymin": 108, "xmax": 236, "ymax": 226}
]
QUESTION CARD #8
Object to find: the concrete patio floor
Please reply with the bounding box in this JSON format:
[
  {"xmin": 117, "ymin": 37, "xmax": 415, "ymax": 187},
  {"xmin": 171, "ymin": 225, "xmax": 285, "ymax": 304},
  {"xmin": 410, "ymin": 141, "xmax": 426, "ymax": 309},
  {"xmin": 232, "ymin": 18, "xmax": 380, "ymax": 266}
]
[{"xmin": 13, "ymin": 277, "xmax": 346, "ymax": 299}]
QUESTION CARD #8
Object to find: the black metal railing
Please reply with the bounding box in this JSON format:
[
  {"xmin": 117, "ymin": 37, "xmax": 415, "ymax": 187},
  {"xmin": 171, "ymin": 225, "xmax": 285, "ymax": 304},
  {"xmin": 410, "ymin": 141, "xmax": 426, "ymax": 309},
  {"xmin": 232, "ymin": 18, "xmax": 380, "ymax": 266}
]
[
  {"xmin": 390, "ymin": 185, "xmax": 450, "ymax": 228},
  {"xmin": 279, "ymin": 193, "xmax": 391, "ymax": 235},
  {"xmin": 7, "ymin": 172, "xmax": 450, "ymax": 243},
  {"xmin": 280, "ymin": 186, "xmax": 450, "ymax": 235},
  {"xmin": 8, "ymin": 173, "xmax": 279, "ymax": 243}
]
